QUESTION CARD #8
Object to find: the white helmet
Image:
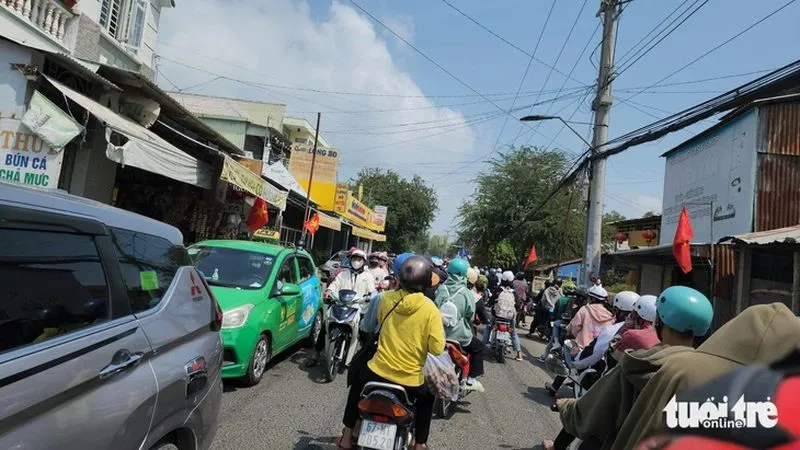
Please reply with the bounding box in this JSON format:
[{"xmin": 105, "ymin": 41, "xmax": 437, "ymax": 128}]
[
  {"xmin": 501, "ymin": 270, "xmax": 515, "ymax": 282},
  {"xmin": 613, "ymin": 291, "xmax": 640, "ymax": 312},
  {"xmin": 633, "ymin": 295, "xmax": 658, "ymax": 322},
  {"xmin": 349, "ymin": 248, "xmax": 367, "ymax": 259},
  {"xmin": 587, "ymin": 285, "xmax": 608, "ymax": 301}
]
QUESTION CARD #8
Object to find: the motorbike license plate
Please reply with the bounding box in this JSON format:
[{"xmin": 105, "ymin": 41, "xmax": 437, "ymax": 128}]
[
  {"xmin": 496, "ymin": 331, "xmax": 511, "ymax": 342},
  {"xmin": 357, "ymin": 420, "xmax": 397, "ymax": 450}
]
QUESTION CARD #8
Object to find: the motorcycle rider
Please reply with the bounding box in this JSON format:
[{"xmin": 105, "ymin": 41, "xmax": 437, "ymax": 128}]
[
  {"xmin": 562, "ymin": 285, "xmax": 614, "ymax": 368},
  {"xmin": 306, "ymin": 248, "xmax": 376, "ymax": 367},
  {"xmin": 367, "ymin": 252, "xmax": 389, "ymax": 288},
  {"xmin": 338, "ymin": 255, "xmax": 444, "ymax": 450},
  {"xmin": 434, "ymin": 257, "xmax": 485, "ymax": 390},
  {"xmin": 360, "ymin": 253, "xmax": 413, "ymax": 335},
  {"xmin": 612, "ymin": 294, "xmax": 660, "ymax": 355},
  {"xmin": 483, "ymin": 270, "xmax": 524, "ymax": 361},
  {"xmin": 512, "ymin": 272, "xmax": 529, "ymax": 327},
  {"xmin": 545, "ymin": 286, "xmax": 715, "ymax": 450},
  {"xmin": 544, "ymin": 290, "xmax": 639, "ymax": 396}
]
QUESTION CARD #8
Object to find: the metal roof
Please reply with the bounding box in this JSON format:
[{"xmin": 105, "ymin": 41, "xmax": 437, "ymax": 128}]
[
  {"xmin": 718, "ymin": 225, "xmax": 800, "ymax": 246},
  {"xmin": 167, "ymin": 92, "xmax": 254, "ymax": 122}
]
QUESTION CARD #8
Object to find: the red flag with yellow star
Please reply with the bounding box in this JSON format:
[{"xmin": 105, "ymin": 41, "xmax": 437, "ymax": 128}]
[
  {"xmin": 304, "ymin": 212, "xmax": 320, "ymax": 236},
  {"xmin": 246, "ymin": 197, "xmax": 269, "ymax": 232}
]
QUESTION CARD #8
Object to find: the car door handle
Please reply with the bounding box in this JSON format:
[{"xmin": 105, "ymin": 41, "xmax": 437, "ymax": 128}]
[{"xmin": 99, "ymin": 350, "xmax": 144, "ymax": 379}]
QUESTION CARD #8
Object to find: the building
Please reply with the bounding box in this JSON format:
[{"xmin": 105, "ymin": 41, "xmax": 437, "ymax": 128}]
[{"xmin": 1, "ymin": 0, "xmax": 173, "ymax": 79}]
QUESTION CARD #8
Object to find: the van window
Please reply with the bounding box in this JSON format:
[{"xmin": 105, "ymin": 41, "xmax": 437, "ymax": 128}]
[
  {"xmin": 0, "ymin": 228, "xmax": 110, "ymax": 354},
  {"xmin": 110, "ymin": 228, "xmax": 191, "ymax": 313},
  {"xmin": 298, "ymin": 257, "xmax": 316, "ymax": 281}
]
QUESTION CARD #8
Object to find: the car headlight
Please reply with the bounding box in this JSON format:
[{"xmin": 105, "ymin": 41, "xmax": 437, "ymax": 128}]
[{"xmin": 222, "ymin": 304, "xmax": 255, "ymax": 329}]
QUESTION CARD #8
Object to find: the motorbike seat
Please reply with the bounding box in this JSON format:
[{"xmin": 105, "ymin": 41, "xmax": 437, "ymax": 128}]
[{"xmin": 361, "ymin": 381, "xmax": 414, "ymax": 407}]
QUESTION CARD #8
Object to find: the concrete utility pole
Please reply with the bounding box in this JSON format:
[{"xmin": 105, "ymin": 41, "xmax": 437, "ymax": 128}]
[{"xmin": 581, "ymin": 0, "xmax": 620, "ymax": 286}]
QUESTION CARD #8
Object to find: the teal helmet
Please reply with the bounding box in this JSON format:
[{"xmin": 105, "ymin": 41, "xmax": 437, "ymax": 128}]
[
  {"xmin": 656, "ymin": 286, "xmax": 714, "ymax": 336},
  {"xmin": 447, "ymin": 258, "xmax": 469, "ymax": 277}
]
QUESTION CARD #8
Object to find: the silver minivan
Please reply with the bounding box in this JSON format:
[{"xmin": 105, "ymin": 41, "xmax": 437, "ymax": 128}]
[{"xmin": 0, "ymin": 182, "xmax": 223, "ymax": 450}]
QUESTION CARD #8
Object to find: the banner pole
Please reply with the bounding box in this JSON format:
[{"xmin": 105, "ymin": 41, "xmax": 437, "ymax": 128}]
[{"xmin": 300, "ymin": 112, "xmax": 321, "ymax": 246}]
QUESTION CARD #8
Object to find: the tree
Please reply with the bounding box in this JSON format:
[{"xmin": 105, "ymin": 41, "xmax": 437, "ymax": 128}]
[
  {"xmin": 412, "ymin": 233, "xmax": 450, "ymax": 256},
  {"xmin": 351, "ymin": 168, "xmax": 438, "ymax": 254},
  {"xmin": 601, "ymin": 210, "xmax": 626, "ymax": 251},
  {"xmin": 456, "ymin": 147, "xmax": 586, "ymax": 269}
]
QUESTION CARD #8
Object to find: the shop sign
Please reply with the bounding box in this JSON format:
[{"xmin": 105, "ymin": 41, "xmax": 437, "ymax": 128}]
[
  {"xmin": 0, "ymin": 118, "xmax": 63, "ymax": 189},
  {"xmin": 253, "ymin": 228, "xmax": 281, "ymax": 241},
  {"xmin": 346, "ymin": 194, "xmax": 375, "ymax": 229},
  {"xmin": 220, "ymin": 156, "xmax": 288, "ymax": 210},
  {"xmin": 351, "ymin": 226, "xmax": 371, "ymax": 239},
  {"xmin": 317, "ymin": 211, "xmax": 342, "ymax": 231},
  {"xmin": 373, "ymin": 205, "xmax": 388, "ymax": 232},
  {"xmin": 289, "ymin": 144, "xmax": 339, "ymax": 210},
  {"xmin": 334, "ymin": 183, "xmax": 349, "ymax": 214}
]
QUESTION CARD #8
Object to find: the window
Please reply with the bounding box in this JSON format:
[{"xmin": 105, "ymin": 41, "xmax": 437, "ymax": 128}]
[
  {"xmin": 276, "ymin": 257, "xmax": 297, "ymax": 289},
  {"xmin": 129, "ymin": 0, "xmax": 147, "ymax": 48},
  {"xmin": 99, "ymin": 0, "xmax": 123, "ymax": 37},
  {"xmin": 110, "ymin": 228, "xmax": 191, "ymax": 313},
  {"xmin": 0, "ymin": 229, "xmax": 110, "ymax": 354},
  {"xmin": 189, "ymin": 246, "xmax": 275, "ymax": 290},
  {"xmin": 298, "ymin": 257, "xmax": 316, "ymax": 282}
]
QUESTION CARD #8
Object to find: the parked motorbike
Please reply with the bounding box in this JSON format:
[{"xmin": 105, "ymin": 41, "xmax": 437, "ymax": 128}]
[
  {"xmin": 434, "ymin": 340, "xmax": 471, "ymax": 419},
  {"xmin": 489, "ymin": 318, "xmax": 513, "ymax": 363},
  {"xmin": 356, "ymin": 381, "xmax": 416, "ymax": 450},
  {"xmin": 324, "ymin": 289, "xmax": 366, "ymax": 382}
]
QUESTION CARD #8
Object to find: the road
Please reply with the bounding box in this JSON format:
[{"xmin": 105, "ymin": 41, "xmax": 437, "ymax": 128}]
[{"xmin": 211, "ymin": 323, "xmax": 561, "ymax": 450}]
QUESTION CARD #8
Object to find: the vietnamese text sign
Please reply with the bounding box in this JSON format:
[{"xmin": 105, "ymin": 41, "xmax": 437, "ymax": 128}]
[
  {"xmin": 373, "ymin": 205, "xmax": 387, "ymax": 232},
  {"xmin": 660, "ymin": 109, "xmax": 757, "ymax": 244},
  {"xmin": 221, "ymin": 156, "xmax": 288, "ymax": 210},
  {"xmin": 0, "ymin": 118, "xmax": 63, "ymax": 189},
  {"xmin": 334, "ymin": 183, "xmax": 349, "ymax": 214},
  {"xmin": 289, "ymin": 144, "xmax": 339, "ymax": 210},
  {"xmin": 346, "ymin": 193, "xmax": 375, "ymax": 229}
]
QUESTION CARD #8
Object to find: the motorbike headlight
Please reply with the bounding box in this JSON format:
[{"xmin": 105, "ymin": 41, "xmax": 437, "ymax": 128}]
[{"xmin": 222, "ymin": 304, "xmax": 255, "ymax": 329}]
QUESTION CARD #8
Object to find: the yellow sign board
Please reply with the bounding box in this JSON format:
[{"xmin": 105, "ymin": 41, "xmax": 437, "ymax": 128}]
[
  {"xmin": 253, "ymin": 228, "xmax": 281, "ymax": 241},
  {"xmin": 220, "ymin": 156, "xmax": 288, "ymax": 210},
  {"xmin": 351, "ymin": 225, "xmax": 386, "ymax": 242},
  {"xmin": 289, "ymin": 145, "xmax": 339, "ymax": 211},
  {"xmin": 334, "ymin": 183, "xmax": 348, "ymax": 214},
  {"xmin": 317, "ymin": 211, "xmax": 341, "ymax": 231},
  {"xmin": 345, "ymin": 194, "xmax": 374, "ymax": 229}
]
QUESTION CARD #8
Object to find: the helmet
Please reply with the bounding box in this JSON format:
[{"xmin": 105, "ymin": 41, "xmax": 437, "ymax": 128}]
[
  {"xmin": 447, "ymin": 258, "xmax": 469, "ymax": 277},
  {"xmin": 515, "ymin": 271, "xmax": 525, "ymax": 280},
  {"xmin": 392, "ymin": 252, "xmax": 414, "ymax": 274},
  {"xmin": 349, "ymin": 248, "xmax": 367, "ymax": 259},
  {"xmin": 398, "ymin": 255, "xmax": 434, "ymax": 293},
  {"xmin": 467, "ymin": 268, "xmax": 478, "ymax": 285},
  {"xmin": 544, "ymin": 351, "xmax": 569, "ymax": 376},
  {"xmin": 613, "ymin": 291, "xmax": 640, "ymax": 312},
  {"xmin": 430, "ymin": 256, "xmax": 444, "ymax": 268},
  {"xmin": 587, "ymin": 285, "xmax": 609, "ymax": 302},
  {"xmin": 656, "ymin": 286, "xmax": 713, "ymax": 336},
  {"xmin": 488, "ymin": 268, "xmax": 497, "ymax": 275},
  {"xmin": 501, "ymin": 270, "xmax": 514, "ymax": 283},
  {"xmin": 544, "ymin": 279, "xmax": 553, "ymax": 288},
  {"xmin": 633, "ymin": 295, "xmax": 658, "ymax": 322}
]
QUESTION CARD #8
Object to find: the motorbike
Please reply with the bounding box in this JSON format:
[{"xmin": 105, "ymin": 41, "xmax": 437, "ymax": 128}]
[
  {"xmin": 434, "ymin": 340, "xmax": 471, "ymax": 419},
  {"xmin": 323, "ymin": 289, "xmax": 366, "ymax": 382},
  {"xmin": 489, "ymin": 318, "xmax": 513, "ymax": 363},
  {"xmin": 356, "ymin": 381, "xmax": 416, "ymax": 450}
]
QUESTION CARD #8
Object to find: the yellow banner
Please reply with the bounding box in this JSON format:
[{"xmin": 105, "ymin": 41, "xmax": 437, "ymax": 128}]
[
  {"xmin": 345, "ymin": 193, "xmax": 375, "ymax": 229},
  {"xmin": 289, "ymin": 144, "xmax": 339, "ymax": 210},
  {"xmin": 351, "ymin": 225, "xmax": 386, "ymax": 242},
  {"xmin": 334, "ymin": 183, "xmax": 348, "ymax": 214},
  {"xmin": 317, "ymin": 211, "xmax": 341, "ymax": 231},
  {"xmin": 220, "ymin": 156, "xmax": 287, "ymax": 210}
]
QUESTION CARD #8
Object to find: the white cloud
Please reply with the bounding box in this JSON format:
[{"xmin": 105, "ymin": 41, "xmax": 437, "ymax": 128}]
[
  {"xmin": 634, "ymin": 195, "xmax": 663, "ymax": 215},
  {"xmin": 383, "ymin": 15, "xmax": 415, "ymax": 44},
  {"xmin": 157, "ymin": 0, "xmax": 478, "ymax": 233}
]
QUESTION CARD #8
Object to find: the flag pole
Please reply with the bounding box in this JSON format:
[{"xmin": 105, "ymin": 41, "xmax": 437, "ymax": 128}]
[{"xmin": 299, "ymin": 112, "xmax": 321, "ymax": 248}]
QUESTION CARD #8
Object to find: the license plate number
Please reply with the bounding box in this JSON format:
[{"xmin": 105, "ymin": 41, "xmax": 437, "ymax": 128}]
[
  {"xmin": 497, "ymin": 331, "xmax": 510, "ymax": 341},
  {"xmin": 357, "ymin": 420, "xmax": 397, "ymax": 450}
]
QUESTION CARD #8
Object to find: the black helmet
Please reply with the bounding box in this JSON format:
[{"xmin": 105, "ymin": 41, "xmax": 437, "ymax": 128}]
[
  {"xmin": 398, "ymin": 255, "xmax": 434, "ymax": 293},
  {"xmin": 544, "ymin": 279, "xmax": 553, "ymax": 288}
]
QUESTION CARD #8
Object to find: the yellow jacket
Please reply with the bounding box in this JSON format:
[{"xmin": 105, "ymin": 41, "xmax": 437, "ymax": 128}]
[{"xmin": 368, "ymin": 289, "xmax": 446, "ymax": 387}]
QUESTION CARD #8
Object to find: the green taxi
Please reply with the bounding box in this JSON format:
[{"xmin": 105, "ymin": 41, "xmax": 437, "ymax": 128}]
[{"xmin": 187, "ymin": 240, "xmax": 323, "ymax": 386}]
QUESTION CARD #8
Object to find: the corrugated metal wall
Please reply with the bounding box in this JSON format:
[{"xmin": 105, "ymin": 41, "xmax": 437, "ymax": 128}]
[{"xmin": 755, "ymin": 102, "xmax": 800, "ymax": 231}]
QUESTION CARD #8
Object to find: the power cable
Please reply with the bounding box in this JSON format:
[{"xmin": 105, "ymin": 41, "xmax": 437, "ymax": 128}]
[
  {"xmin": 437, "ymin": 0, "xmax": 590, "ymax": 86},
  {"xmin": 613, "ymin": 0, "xmax": 693, "ymax": 71}
]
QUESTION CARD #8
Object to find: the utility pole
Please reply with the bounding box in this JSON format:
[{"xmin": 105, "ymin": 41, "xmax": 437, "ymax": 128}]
[
  {"xmin": 582, "ymin": 0, "xmax": 620, "ymax": 286},
  {"xmin": 299, "ymin": 112, "xmax": 321, "ymax": 248}
]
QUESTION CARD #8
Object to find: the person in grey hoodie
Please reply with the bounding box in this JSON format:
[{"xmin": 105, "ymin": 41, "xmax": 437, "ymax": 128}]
[{"xmin": 435, "ymin": 257, "xmax": 485, "ymax": 389}]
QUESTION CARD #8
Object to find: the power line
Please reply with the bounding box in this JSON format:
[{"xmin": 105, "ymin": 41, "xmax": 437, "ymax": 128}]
[
  {"xmin": 614, "ymin": 0, "xmax": 692, "ymax": 69},
  {"xmin": 437, "ymin": 0, "xmax": 590, "ymax": 86}
]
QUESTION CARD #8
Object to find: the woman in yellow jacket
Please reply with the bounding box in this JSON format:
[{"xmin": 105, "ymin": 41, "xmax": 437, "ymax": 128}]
[{"xmin": 338, "ymin": 255, "xmax": 446, "ymax": 450}]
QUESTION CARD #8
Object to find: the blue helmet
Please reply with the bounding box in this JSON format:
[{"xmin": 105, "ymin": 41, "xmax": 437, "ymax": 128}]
[
  {"xmin": 656, "ymin": 286, "xmax": 714, "ymax": 336},
  {"xmin": 447, "ymin": 258, "xmax": 470, "ymax": 277},
  {"xmin": 393, "ymin": 252, "xmax": 414, "ymax": 274}
]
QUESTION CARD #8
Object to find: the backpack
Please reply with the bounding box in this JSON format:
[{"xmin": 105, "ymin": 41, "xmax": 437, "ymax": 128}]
[
  {"xmin": 440, "ymin": 286, "xmax": 466, "ymax": 328},
  {"xmin": 494, "ymin": 288, "xmax": 516, "ymax": 320}
]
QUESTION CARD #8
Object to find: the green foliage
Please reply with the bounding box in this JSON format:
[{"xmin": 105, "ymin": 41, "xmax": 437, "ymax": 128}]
[
  {"xmin": 602, "ymin": 210, "xmax": 626, "ymax": 252},
  {"xmin": 351, "ymin": 168, "xmax": 438, "ymax": 254},
  {"xmin": 411, "ymin": 233, "xmax": 450, "ymax": 256}
]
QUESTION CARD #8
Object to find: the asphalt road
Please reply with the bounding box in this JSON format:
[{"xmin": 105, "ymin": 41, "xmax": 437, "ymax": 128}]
[{"xmin": 211, "ymin": 322, "xmax": 562, "ymax": 450}]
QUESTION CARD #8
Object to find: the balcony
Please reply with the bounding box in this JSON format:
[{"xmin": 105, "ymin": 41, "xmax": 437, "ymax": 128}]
[{"xmin": 1, "ymin": 0, "xmax": 74, "ymax": 45}]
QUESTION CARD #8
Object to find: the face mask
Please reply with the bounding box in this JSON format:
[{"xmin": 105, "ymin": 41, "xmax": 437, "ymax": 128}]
[
  {"xmin": 351, "ymin": 259, "xmax": 365, "ymax": 270},
  {"xmin": 369, "ymin": 260, "xmax": 379, "ymax": 268}
]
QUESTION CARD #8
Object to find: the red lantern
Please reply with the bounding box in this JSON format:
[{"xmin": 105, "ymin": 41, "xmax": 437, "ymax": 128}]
[
  {"xmin": 615, "ymin": 232, "xmax": 628, "ymax": 243},
  {"xmin": 642, "ymin": 229, "xmax": 657, "ymax": 243}
]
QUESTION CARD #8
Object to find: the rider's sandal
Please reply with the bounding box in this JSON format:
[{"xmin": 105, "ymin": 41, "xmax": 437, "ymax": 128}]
[{"xmin": 515, "ymin": 355, "xmax": 524, "ymax": 361}]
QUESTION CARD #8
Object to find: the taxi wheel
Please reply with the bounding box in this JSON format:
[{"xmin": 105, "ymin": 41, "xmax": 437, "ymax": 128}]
[
  {"xmin": 306, "ymin": 310, "xmax": 323, "ymax": 347},
  {"xmin": 242, "ymin": 335, "xmax": 271, "ymax": 387}
]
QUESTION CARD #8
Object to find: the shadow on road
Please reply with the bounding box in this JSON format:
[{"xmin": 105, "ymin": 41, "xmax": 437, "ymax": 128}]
[
  {"xmin": 524, "ymin": 385, "xmax": 557, "ymax": 407},
  {"xmin": 293, "ymin": 431, "xmax": 338, "ymax": 449}
]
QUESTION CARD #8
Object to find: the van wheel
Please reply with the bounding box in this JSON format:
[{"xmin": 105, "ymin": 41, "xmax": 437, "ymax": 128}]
[
  {"xmin": 306, "ymin": 310, "xmax": 323, "ymax": 347},
  {"xmin": 242, "ymin": 335, "xmax": 271, "ymax": 387}
]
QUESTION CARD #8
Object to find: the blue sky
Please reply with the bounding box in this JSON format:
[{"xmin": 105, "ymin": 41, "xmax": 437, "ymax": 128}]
[{"xmin": 157, "ymin": 0, "xmax": 800, "ymax": 234}]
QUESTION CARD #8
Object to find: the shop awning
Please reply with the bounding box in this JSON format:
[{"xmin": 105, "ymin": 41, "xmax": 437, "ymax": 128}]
[
  {"xmin": 220, "ymin": 155, "xmax": 288, "ymax": 210},
  {"xmin": 317, "ymin": 211, "xmax": 341, "ymax": 231},
  {"xmin": 351, "ymin": 225, "xmax": 386, "ymax": 242},
  {"xmin": 44, "ymin": 76, "xmax": 213, "ymax": 189}
]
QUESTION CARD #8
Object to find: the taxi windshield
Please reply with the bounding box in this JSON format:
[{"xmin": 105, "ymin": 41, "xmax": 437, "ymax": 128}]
[{"xmin": 189, "ymin": 246, "xmax": 275, "ymax": 290}]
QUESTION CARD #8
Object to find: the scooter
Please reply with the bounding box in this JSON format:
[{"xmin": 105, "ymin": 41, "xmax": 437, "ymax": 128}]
[
  {"xmin": 323, "ymin": 289, "xmax": 366, "ymax": 382},
  {"xmin": 357, "ymin": 382, "xmax": 416, "ymax": 450},
  {"xmin": 434, "ymin": 340, "xmax": 471, "ymax": 419},
  {"xmin": 489, "ymin": 318, "xmax": 513, "ymax": 363}
]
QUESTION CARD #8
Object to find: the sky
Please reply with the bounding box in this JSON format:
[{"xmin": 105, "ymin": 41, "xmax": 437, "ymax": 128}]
[{"xmin": 155, "ymin": 0, "xmax": 800, "ymax": 235}]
